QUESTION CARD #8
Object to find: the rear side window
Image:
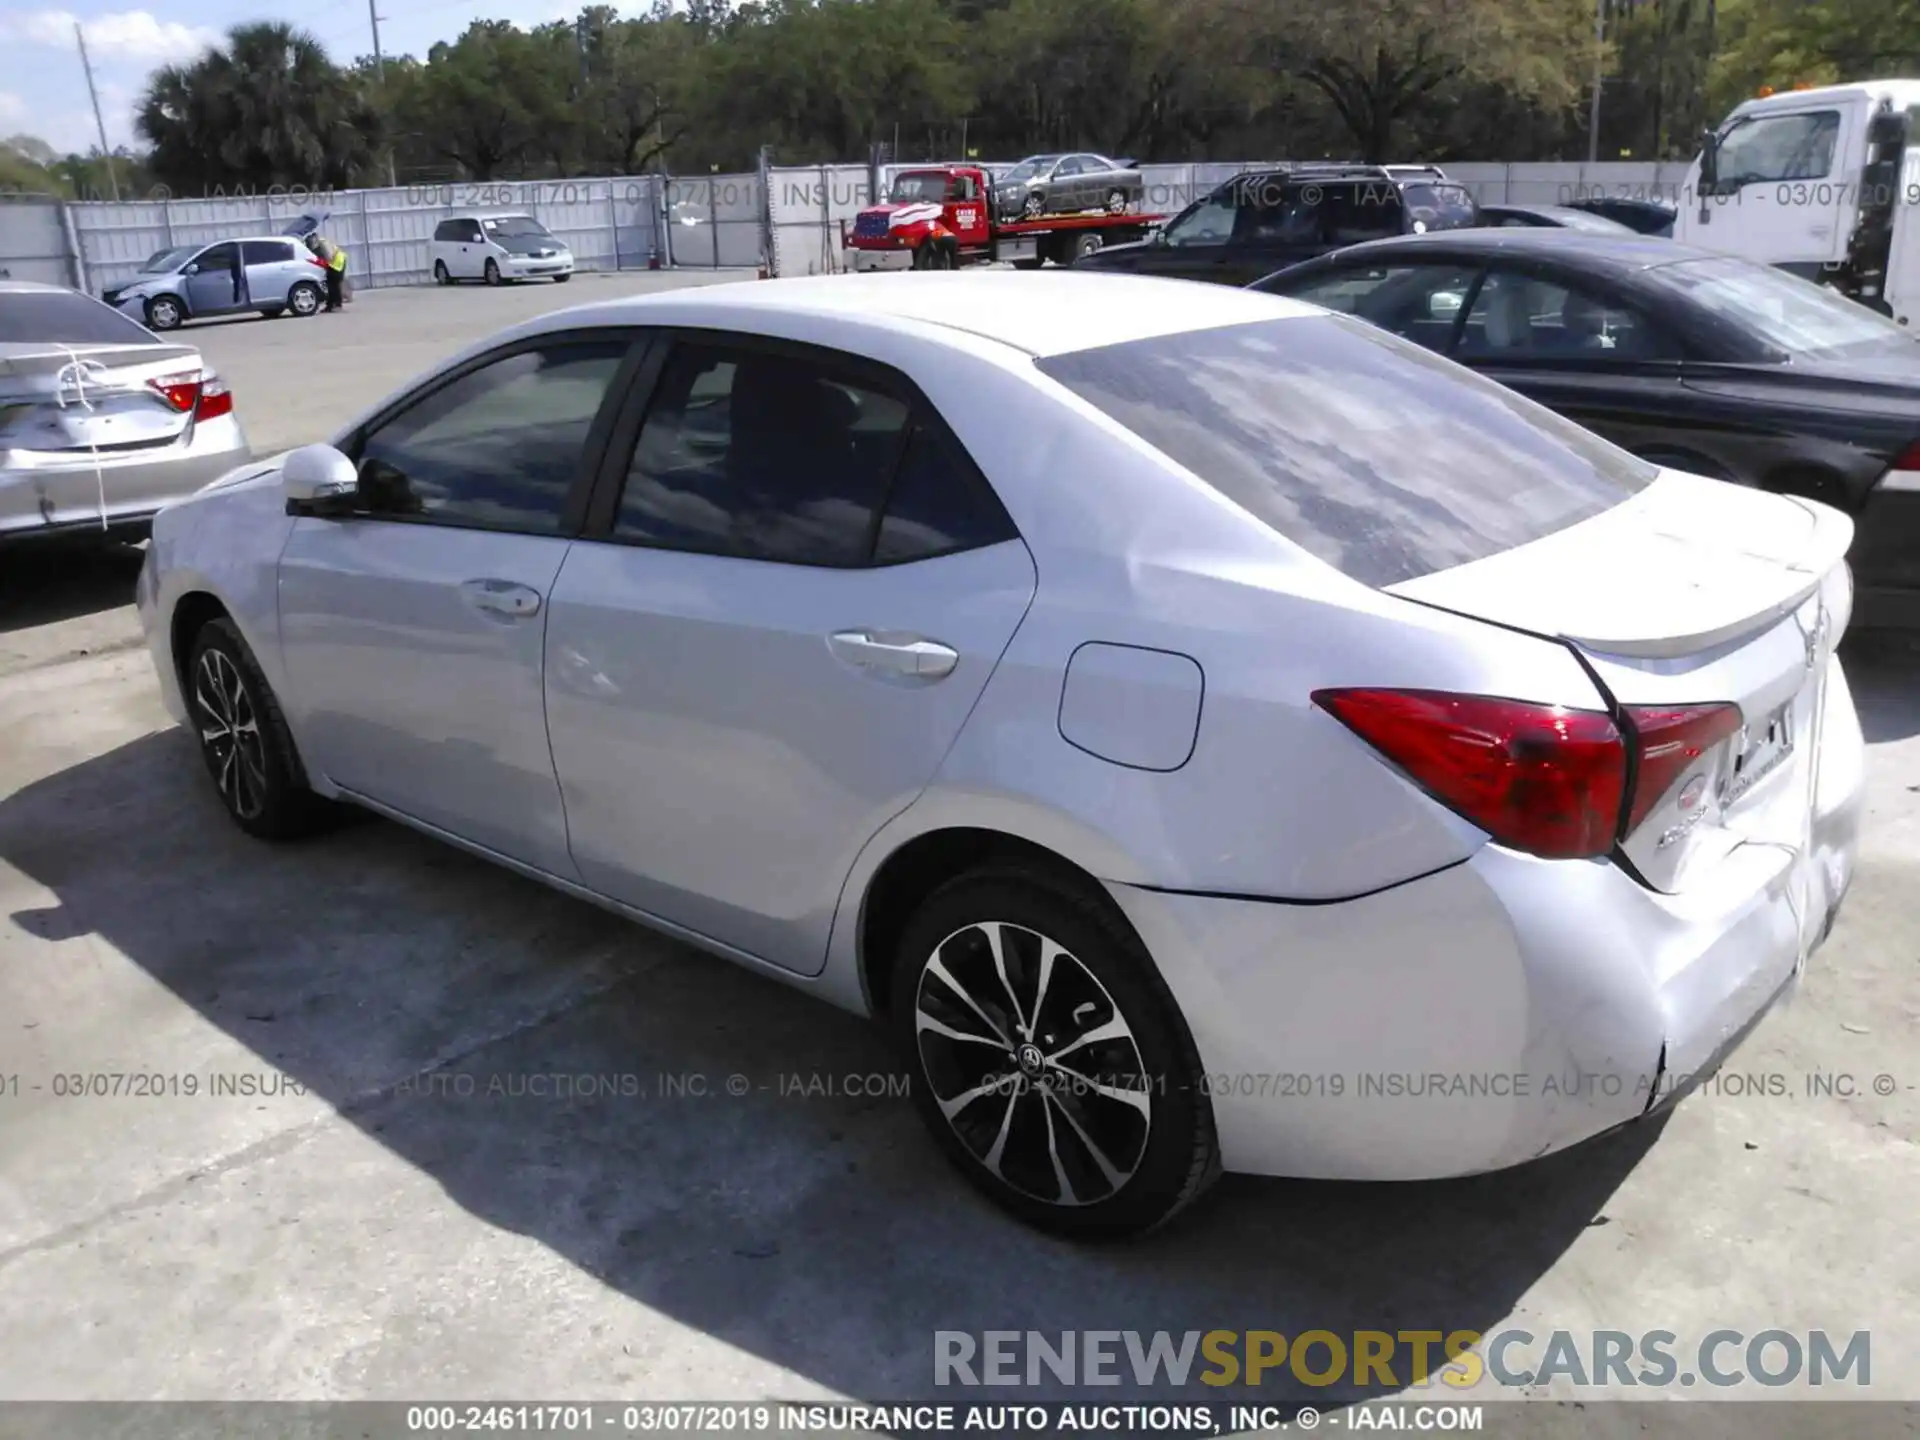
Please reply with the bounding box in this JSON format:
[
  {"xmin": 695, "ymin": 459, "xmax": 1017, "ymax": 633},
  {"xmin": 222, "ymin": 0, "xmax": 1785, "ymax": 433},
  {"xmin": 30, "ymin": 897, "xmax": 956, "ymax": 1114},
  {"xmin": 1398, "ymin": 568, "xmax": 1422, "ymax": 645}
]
[
  {"xmin": 0, "ymin": 291, "xmax": 158, "ymax": 345},
  {"xmin": 1035, "ymin": 316, "xmax": 1657, "ymax": 588},
  {"xmin": 433, "ymin": 220, "xmax": 459, "ymax": 241},
  {"xmin": 873, "ymin": 420, "xmax": 1018, "ymax": 565},
  {"xmin": 241, "ymin": 240, "xmax": 294, "ymax": 264}
]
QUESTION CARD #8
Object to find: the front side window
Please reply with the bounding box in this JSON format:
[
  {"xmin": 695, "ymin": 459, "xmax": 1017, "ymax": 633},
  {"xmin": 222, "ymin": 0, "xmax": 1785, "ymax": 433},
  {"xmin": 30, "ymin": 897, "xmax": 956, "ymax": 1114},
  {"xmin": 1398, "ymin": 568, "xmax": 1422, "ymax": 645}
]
[
  {"xmin": 1459, "ymin": 269, "xmax": 1680, "ymax": 362},
  {"xmin": 1714, "ymin": 109, "xmax": 1840, "ymax": 187},
  {"xmin": 353, "ymin": 340, "xmax": 629, "ymax": 532},
  {"xmin": 141, "ymin": 246, "xmax": 197, "ymax": 272},
  {"xmin": 1034, "ymin": 316, "xmax": 1656, "ymax": 589},
  {"xmin": 1163, "ymin": 190, "xmax": 1240, "ymax": 247},
  {"xmin": 1274, "ymin": 263, "xmax": 1483, "ymax": 350},
  {"xmin": 195, "ymin": 243, "xmax": 240, "ymax": 270}
]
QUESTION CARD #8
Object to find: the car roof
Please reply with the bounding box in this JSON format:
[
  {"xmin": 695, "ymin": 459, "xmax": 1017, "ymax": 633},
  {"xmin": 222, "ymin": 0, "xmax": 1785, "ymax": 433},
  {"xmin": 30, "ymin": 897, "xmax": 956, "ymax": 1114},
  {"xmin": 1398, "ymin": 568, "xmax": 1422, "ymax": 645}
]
[
  {"xmin": 554, "ymin": 271, "xmax": 1323, "ymax": 357},
  {"xmin": 1302, "ymin": 227, "xmax": 1707, "ymax": 276}
]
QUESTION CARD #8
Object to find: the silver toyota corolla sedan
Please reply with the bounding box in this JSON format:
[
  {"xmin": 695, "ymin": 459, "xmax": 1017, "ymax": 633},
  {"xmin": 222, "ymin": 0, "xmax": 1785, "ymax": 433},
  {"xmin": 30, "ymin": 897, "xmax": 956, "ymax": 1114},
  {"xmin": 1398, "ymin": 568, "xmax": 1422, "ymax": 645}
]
[
  {"xmin": 2, "ymin": 280, "xmax": 249, "ymax": 541},
  {"xmin": 136, "ymin": 272, "xmax": 1863, "ymax": 1237}
]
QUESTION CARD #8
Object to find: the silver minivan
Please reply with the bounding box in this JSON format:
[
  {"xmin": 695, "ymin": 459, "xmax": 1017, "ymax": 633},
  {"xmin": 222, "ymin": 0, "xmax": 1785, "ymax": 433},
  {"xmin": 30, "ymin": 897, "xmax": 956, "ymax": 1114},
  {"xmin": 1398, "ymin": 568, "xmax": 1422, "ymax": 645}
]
[{"xmin": 104, "ymin": 226, "xmax": 331, "ymax": 331}]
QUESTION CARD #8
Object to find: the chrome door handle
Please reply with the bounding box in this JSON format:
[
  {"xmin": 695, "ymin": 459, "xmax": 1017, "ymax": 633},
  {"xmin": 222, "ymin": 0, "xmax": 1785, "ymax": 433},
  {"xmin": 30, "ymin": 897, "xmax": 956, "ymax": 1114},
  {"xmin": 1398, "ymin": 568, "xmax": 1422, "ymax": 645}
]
[
  {"xmin": 828, "ymin": 630, "xmax": 958, "ymax": 678},
  {"xmin": 461, "ymin": 578, "xmax": 543, "ymax": 617}
]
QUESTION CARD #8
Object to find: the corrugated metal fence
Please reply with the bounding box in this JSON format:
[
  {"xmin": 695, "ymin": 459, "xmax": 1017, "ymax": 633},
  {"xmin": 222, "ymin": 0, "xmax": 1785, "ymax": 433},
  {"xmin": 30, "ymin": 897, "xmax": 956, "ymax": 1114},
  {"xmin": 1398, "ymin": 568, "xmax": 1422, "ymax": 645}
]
[{"xmin": 2, "ymin": 161, "xmax": 1693, "ymax": 295}]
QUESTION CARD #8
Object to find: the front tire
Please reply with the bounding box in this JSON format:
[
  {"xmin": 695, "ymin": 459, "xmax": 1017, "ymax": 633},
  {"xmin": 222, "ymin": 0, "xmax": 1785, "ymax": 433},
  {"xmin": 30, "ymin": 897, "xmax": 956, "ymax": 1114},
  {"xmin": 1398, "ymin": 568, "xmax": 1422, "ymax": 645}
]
[
  {"xmin": 484, "ymin": 258, "xmax": 503, "ymax": 286},
  {"xmin": 554, "ymin": 272, "xmax": 571, "ymax": 283},
  {"xmin": 186, "ymin": 617, "xmax": 337, "ymax": 841},
  {"xmin": 891, "ymin": 869, "xmax": 1219, "ymax": 1238},
  {"xmin": 433, "ymin": 260, "xmax": 452, "ymax": 285},
  {"xmin": 1022, "ymin": 191, "xmax": 1046, "ymax": 219},
  {"xmin": 145, "ymin": 294, "xmax": 183, "ymax": 331}
]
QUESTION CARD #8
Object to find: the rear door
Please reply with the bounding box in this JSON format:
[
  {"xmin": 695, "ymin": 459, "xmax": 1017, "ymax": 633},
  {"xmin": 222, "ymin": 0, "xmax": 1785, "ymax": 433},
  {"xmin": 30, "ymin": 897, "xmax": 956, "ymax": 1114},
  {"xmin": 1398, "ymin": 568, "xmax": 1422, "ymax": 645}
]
[
  {"xmin": 543, "ymin": 332, "xmax": 1037, "ymax": 975},
  {"xmin": 241, "ymin": 239, "xmax": 297, "ymax": 307},
  {"xmin": 1452, "ymin": 263, "xmax": 1700, "ymax": 457}
]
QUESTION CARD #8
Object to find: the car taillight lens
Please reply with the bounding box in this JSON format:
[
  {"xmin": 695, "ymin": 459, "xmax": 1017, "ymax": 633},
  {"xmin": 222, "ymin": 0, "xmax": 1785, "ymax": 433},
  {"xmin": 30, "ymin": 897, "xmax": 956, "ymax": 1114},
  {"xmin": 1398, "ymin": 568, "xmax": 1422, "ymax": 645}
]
[
  {"xmin": 194, "ymin": 375, "xmax": 232, "ymax": 420},
  {"xmin": 148, "ymin": 370, "xmax": 202, "ymax": 412},
  {"xmin": 1311, "ymin": 689, "xmax": 1627, "ymax": 860},
  {"xmin": 1890, "ymin": 439, "xmax": 1920, "ymax": 471},
  {"xmin": 309, "ymin": 256, "xmax": 328, "ymax": 267},
  {"xmin": 1619, "ymin": 703, "xmax": 1743, "ymax": 834}
]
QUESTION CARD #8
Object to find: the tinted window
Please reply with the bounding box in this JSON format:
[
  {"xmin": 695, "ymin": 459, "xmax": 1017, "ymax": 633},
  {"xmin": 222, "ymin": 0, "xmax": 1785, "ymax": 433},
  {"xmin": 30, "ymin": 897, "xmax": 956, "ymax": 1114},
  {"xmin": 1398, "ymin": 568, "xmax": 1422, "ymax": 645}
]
[
  {"xmin": 874, "ymin": 421, "xmax": 1018, "ymax": 564},
  {"xmin": 196, "ymin": 243, "xmax": 239, "ymax": 268},
  {"xmin": 0, "ymin": 291, "xmax": 159, "ymax": 345},
  {"xmin": 1459, "ymin": 269, "xmax": 1681, "ymax": 362},
  {"xmin": 1163, "ymin": 191, "xmax": 1237, "ymax": 247},
  {"xmin": 1650, "ymin": 255, "xmax": 1917, "ymax": 361},
  {"xmin": 241, "ymin": 240, "xmax": 294, "ymax": 265},
  {"xmin": 1235, "ymin": 183, "xmax": 1320, "ymax": 244},
  {"xmin": 1715, "ymin": 109, "xmax": 1840, "ymax": 185},
  {"xmin": 1324, "ymin": 182, "xmax": 1403, "ymax": 242},
  {"xmin": 433, "ymin": 220, "xmax": 460, "ymax": 241},
  {"xmin": 1034, "ymin": 316, "xmax": 1656, "ymax": 588},
  {"xmin": 1273, "ymin": 263, "xmax": 1482, "ymax": 350},
  {"xmin": 353, "ymin": 341, "xmax": 628, "ymax": 532},
  {"xmin": 1400, "ymin": 182, "xmax": 1478, "ymax": 231},
  {"xmin": 615, "ymin": 343, "xmax": 910, "ymax": 565}
]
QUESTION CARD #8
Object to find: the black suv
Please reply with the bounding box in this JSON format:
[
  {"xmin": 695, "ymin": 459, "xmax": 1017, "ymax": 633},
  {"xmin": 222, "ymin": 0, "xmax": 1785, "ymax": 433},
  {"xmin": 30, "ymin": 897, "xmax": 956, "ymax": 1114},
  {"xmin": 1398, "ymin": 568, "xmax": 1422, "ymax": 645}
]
[{"xmin": 1071, "ymin": 164, "xmax": 1481, "ymax": 285}]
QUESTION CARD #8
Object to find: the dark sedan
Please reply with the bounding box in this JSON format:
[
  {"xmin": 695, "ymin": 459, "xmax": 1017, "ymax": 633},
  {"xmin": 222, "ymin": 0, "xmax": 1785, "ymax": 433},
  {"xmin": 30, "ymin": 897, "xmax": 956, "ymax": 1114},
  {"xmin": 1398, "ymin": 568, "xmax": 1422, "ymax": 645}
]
[
  {"xmin": 1479, "ymin": 203, "xmax": 1637, "ymax": 233},
  {"xmin": 1565, "ymin": 196, "xmax": 1676, "ymax": 236},
  {"xmin": 1253, "ymin": 230, "xmax": 1920, "ymax": 628}
]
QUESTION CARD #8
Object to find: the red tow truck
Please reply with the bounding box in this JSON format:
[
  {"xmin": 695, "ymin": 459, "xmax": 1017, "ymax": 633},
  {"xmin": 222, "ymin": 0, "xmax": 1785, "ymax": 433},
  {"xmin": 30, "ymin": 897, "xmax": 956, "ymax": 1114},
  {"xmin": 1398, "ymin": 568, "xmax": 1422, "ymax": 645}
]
[{"xmin": 844, "ymin": 164, "xmax": 1164, "ymax": 271}]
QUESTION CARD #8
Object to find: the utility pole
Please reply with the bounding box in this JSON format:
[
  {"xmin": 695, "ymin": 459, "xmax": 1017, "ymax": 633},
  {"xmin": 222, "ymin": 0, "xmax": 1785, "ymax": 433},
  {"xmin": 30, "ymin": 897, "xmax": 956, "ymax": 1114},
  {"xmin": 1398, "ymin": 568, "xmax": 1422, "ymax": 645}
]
[
  {"xmin": 1586, "ymin": 0, "xmax": 1605, "ymax": 164},
  {"xmin": 74, "ymin": 22, "xmax": 119, "ymax": 201},
  {"xmin": 370, "ymin": 0, "xmax": 397, "ymax": 186}
]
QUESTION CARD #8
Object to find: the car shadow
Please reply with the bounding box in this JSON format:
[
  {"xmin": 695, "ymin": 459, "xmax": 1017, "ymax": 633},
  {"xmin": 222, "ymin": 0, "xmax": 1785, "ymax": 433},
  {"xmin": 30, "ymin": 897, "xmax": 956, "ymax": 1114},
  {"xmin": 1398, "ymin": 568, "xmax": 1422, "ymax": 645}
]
[
  {"xmin": 0, "ymin": 729, "xmax": 1657, "ymax": 1411},
  {"xmin": 1842, "ymin": 630, "xmax": 1920, "ymax": 743},
  {"xmin": 0, "ymin": 539, "xmax": 143, "ymax": 634}
]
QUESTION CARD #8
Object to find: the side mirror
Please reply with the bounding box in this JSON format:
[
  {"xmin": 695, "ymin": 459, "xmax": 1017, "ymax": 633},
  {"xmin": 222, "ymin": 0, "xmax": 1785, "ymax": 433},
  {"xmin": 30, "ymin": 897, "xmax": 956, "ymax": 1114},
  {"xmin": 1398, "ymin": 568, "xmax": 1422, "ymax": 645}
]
[
  {"xmin": 282, "ymin": 444, "xmax": 360, "ymax": 516},
  {"xmin": 1698, "ymin": 128, "xmax": 1720, "ymax": 192},
  {"xmin": 183, "ymin": 263, "xmax": 200, "ymax": 275}
]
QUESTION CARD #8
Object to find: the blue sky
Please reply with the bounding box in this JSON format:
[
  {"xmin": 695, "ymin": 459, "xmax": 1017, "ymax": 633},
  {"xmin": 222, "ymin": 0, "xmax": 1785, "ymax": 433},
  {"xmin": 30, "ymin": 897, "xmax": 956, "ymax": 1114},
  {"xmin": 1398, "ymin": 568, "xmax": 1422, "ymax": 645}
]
[{"xmin": 0, "ymin": 0, "xmax": 600, "ymax": 155}]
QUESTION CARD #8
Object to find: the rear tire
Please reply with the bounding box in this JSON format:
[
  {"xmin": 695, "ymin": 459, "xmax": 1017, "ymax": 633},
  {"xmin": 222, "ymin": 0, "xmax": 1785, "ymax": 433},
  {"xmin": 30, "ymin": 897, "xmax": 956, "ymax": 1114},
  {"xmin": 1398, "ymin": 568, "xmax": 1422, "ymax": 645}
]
[
  {"xmin": 287, "ymin": 282, "xmax": 321, "ymax": 317},
  {"xmin": 1105, "ymin": 189, "xmax": 1127, "ymax": 214},
  {"xmin": 1073, "ymin": 233, "xmax": 1104, "ymax": 262},
  {"xmin": 185, "ymin": 617, "xmax": 339, "ymax": 841},
  {"xmin": 890, "ymin": 868, "xmax": 1220, "ymax": 1239}
]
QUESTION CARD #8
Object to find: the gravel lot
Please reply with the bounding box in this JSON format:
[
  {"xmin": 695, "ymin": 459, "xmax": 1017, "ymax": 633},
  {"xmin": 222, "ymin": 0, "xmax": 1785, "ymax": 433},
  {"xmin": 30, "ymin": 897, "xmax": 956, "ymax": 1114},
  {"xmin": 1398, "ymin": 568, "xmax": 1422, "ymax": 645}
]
[{"xmin": 1, "ymin": 271, "xmax": 1917, "ymax": 1425}]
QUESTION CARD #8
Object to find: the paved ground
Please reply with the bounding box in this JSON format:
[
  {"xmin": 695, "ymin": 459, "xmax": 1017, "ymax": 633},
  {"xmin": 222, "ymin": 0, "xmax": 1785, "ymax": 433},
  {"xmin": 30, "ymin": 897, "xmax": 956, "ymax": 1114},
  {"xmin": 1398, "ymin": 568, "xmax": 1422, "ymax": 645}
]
[{"xmin": 0, "ymin": 271, "xmax": 1917, "ymax": 1425}]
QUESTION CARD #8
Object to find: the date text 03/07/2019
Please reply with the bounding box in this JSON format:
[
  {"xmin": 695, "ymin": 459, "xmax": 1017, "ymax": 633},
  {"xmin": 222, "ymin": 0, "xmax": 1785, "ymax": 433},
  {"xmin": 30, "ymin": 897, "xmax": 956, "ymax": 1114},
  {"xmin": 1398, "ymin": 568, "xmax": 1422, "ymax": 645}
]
[{"xmin": 400, "ymin": 1402, "xmax": 1481, "ymax": 1433}]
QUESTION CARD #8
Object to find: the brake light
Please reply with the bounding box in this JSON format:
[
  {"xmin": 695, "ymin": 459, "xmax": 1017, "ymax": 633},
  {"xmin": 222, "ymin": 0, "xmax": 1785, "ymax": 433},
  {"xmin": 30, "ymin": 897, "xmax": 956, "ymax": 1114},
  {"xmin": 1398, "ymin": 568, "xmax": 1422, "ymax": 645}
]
[
  {"xmin": 148, "ymin": 370, "xmax": 202, "ymax": 412},
  {"xmin": 194, "ymin": 375, "xmax": 232, "ymax": 420},
  {"xmin": 309, "ymin": 255, "xmax": 328, "ymax": 267},
  {"xmin": 1312, "ymin": 689, "xmax": 1626, "ymax": 859},
  {"xmin": 1619, "ymin": 704, "xmax": 1743, "ymax": 833}
]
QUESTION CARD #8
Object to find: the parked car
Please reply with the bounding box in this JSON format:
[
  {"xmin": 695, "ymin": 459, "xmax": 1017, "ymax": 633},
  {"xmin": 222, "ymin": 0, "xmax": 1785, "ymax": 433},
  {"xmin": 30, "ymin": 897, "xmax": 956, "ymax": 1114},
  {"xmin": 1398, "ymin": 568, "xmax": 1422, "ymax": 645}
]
[
  {"xmin": 0, "ymin": 280, "xmax": 248, "ymax": 541},
  {"xmin": 1478, "ymin": 202, "xmax": 1638, "ymax": 233},
  {"xmin": 1566, "ymin": 196, "xmax": 1677, "ymax": 235},
  {"xmin": 991, "ymin": 154, "xmax": 1145, "ymax": 221},
  {"xmin": 429, "ymin": 212, "xmax": 575, "ymax": 286},
  {"xmin": 103, "ymin": 234, "xmax": 330, "ymax": 331},
  {"xmin": 1071, "ymin": 164, "xmax": 1480, "ymax": 285},
  {"xmin": 138, "ymin": 271, "xmax": 1861, "ymax": 1236},
  {"xmin": 1252, "ymin": 228, "xmax": 1920, "ymax": 628}
]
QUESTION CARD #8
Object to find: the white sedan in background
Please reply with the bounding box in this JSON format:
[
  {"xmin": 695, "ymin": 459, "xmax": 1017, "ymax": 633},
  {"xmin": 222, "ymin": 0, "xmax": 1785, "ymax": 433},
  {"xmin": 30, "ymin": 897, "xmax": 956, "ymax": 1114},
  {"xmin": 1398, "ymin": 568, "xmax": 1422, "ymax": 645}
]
[{"xmin": 136, "ymin": 272, "xmax": 1863, "ymax": 1237}]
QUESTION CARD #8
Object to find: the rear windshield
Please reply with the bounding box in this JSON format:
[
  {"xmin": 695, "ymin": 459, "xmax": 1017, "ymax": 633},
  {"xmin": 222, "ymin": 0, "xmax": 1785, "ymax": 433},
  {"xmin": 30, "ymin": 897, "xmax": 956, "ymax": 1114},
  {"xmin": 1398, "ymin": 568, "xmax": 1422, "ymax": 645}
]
[
  {"xmin": 1650, "ymin": 256, "xmax": 1918, "ymax": 362},
  {"xmin": 1035, "ymin": 315, "xmax": 1657, "ymax": 588},
  {"xmin": 0, "ymin": 291, "xmax": 160, "ymax": 346}
]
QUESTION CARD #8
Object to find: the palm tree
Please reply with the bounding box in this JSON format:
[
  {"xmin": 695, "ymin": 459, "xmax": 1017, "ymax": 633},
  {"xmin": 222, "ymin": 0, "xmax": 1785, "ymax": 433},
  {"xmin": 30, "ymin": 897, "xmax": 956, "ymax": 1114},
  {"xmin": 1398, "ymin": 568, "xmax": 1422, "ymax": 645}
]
[{"xmin": 137, "ymin": 22, "xmax": 381, "ymax": 194}]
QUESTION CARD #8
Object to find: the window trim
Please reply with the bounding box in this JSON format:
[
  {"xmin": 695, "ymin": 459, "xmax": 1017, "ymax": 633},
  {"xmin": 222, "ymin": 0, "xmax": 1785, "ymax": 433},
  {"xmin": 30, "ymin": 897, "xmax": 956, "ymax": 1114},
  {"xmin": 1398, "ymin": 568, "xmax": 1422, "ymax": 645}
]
[
  {"xmin": 576, "ymin": 326, "xmax": 1019, "ymax": 570},
  {"xmin": 335, "ymin": 326, "xmax": 655, "ymax": 538}
]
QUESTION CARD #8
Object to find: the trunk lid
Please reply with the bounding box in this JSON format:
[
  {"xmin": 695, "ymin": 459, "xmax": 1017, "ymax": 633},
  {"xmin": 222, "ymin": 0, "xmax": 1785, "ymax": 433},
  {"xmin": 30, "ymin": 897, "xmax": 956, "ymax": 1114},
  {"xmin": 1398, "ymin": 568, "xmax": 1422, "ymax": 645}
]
[
  {"xmin": 0, "ymin": 341, "xmax": 204, "ymax": 454},
  {"xmin": 1389, "ymin": 469, "xmax": 1853, "ymax": 894}
]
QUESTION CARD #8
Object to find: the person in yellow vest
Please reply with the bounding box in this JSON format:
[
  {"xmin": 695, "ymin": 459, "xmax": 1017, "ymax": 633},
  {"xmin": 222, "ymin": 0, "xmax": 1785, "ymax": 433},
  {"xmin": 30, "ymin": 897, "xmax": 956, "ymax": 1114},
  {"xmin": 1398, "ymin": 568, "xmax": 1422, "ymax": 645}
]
[{"xmin": 305, "ymin": 232, "xmax": 348, "ymax": 311}]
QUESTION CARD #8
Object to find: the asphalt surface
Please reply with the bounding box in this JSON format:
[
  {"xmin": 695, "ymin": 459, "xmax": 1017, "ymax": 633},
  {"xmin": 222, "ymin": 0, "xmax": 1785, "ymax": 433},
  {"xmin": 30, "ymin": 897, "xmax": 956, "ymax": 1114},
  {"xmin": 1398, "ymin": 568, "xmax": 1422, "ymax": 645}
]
[{"xmin": 0, "ymin": 270, "xmax": 1917, "ymax": 1427}]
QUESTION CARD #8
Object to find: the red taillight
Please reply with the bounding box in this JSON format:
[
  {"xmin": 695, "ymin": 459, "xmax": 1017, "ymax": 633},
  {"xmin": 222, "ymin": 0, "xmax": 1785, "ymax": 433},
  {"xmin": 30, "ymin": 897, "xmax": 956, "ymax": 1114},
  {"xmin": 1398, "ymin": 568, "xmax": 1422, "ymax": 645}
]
[
  {"xmin": 148, "ymin": 370, "xmax": 201, "ymax": 412},
  {"xmin": 1619, "ymin": 703, "xmax": 1743, "ymax": 833},
  {"xmin": 194, "ymin": 374, "xmax": 232, "ymax": 420},
  {"xmin": 1312, "ymin": 689, "xmax": 1627, "ymax": 860},
  {"xmin": 309, "ymin": 256, "xmax": 328, "ymax": 268}
]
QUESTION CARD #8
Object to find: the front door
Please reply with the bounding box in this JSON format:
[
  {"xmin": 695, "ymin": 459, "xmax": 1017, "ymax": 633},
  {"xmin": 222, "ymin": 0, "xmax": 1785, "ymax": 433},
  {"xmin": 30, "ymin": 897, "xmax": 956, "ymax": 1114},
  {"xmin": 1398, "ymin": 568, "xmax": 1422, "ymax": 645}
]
[
  {"xmin": 276, "ymin": 334, "xmax": 637, "ymax": 875},
  {"xmin": 184, "ymin": 242, "xmax": 242, "ymax": 314},
  {"xmin": 1144, "ymin": 189, "xmax": 1241, "ymax": 281},
  {"xmin": 543, "ymin": 334, "xmax": 1036, "ymax": 974},
  {"xmin": 1682, "ymin": 103, "xmax": 1854, "ymax": 270}
]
